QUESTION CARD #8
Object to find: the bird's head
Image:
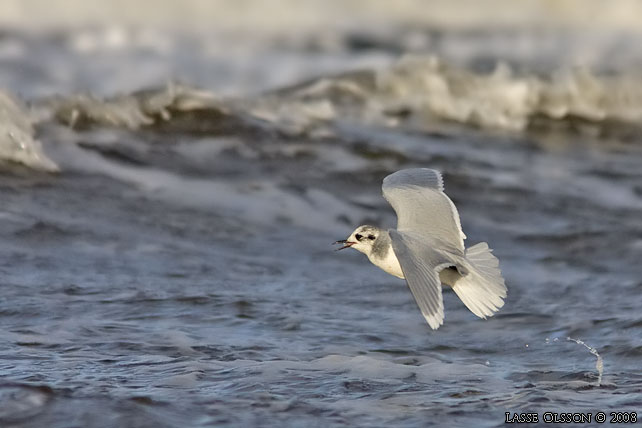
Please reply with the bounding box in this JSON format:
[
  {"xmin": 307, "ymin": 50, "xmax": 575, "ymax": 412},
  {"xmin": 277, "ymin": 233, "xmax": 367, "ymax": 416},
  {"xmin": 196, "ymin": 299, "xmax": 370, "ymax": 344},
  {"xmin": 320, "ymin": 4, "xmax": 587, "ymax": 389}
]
[{"xmin": 334, "ymin": 225, "xmax": 382, "ymax": 255}]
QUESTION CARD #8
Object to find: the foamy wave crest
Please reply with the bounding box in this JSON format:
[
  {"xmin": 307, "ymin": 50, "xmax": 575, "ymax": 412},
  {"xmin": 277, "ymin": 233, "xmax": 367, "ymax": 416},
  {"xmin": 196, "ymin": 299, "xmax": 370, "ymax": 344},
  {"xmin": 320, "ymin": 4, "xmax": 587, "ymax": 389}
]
[
  {"xmin": 42, "ymin": 83, "xmax": 225, "ymax": 130},
  {"xmin": 5, "ymin": 55, "xmax": 642, "ymax": 173},
  {"xmin": 32, "ymin": 56, "xmax": 642, "ymax": 136},
  {"xmin": 250, "ymin": 55, "xmax": 642, "ymax": 133},
  {"xmin": 0, "ymin": 91, "xmax": 58, "ymax": 171}
]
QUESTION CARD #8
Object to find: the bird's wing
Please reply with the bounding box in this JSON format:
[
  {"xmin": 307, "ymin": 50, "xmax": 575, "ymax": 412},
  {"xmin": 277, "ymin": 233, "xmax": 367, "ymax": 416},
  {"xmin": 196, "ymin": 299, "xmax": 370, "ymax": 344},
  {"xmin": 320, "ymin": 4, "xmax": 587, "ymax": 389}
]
[
  {"xmin": 382, "ymin": 168, "xmax": 466, "ymax": 252},
  {"xmin": 389, "ymin": 229, "xmax": 454, "ymax": 330}
]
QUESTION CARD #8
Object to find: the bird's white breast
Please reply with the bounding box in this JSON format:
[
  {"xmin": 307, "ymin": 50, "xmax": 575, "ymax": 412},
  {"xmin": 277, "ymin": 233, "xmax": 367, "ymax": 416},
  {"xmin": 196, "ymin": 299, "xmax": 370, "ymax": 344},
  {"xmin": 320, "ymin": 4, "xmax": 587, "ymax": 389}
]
[
  {"xmin": 369, "ymin": 246, "xmax": 405, "ymax": 279},
  {"xmin": 368, "ymin": 242, "xmax": 461, "ymax": 286}
]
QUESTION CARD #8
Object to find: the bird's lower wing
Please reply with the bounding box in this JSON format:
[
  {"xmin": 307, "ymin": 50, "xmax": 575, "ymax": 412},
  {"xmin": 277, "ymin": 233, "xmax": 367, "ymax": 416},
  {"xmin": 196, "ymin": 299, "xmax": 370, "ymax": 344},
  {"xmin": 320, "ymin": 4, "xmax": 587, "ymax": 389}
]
[{"xmin": 389, "ymin": 230, "xmax": 452, "ymax": 330}]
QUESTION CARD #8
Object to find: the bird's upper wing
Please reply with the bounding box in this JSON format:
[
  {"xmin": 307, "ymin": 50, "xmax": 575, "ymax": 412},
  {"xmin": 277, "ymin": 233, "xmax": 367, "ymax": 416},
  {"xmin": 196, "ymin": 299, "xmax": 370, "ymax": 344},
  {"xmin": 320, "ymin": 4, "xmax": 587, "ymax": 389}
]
[
  {"xmin": 382, "ymin": 168, "xmax": 466, "ymax": 252},
  {"xmin": 389, "ymin": 229, "xmax": 454, "ymax": 330}
]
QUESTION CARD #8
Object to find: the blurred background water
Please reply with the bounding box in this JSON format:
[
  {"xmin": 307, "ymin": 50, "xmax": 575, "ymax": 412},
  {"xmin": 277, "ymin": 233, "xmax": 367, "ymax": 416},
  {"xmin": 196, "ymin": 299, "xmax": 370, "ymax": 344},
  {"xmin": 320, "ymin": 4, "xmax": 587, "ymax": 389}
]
[{"xmin": 1, "ymin": 1, "xmax": 641, "ymax": 427}]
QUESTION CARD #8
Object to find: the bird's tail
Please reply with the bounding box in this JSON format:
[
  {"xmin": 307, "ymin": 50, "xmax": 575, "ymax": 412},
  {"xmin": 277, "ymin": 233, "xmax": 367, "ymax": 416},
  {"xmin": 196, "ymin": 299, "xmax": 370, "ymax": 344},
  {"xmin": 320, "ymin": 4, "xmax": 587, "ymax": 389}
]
[{"xmin": 451, "ymin": 242, "xmax": 507, "ymax": 319}]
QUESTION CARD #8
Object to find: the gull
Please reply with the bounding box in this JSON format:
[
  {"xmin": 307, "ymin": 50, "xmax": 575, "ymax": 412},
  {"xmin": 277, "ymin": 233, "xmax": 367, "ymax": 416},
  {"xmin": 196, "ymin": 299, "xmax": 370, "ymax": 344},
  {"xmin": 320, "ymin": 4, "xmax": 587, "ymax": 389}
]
[{"xmin": 335, "ymin": 168, "xmax": 506, "ymax": 329}]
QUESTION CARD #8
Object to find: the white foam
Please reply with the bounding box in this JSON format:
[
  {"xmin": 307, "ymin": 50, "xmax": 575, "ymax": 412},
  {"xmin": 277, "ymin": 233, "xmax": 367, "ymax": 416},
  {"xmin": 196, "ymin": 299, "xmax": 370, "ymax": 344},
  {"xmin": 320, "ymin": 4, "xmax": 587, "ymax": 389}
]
[
  {"xmin": 375, "ymin": 56, "xmax": 642, "ymax": 131},
  {"xmin": 245, "ymin": 55, "xmax": 642, "ymax": 134},
  {"xmin": 0, "ymin": 91, "xmax": 58, "ymax": 171},
  {"xmin": 196, "ymin": 352, "xmax": 497, "ymax": 387}
]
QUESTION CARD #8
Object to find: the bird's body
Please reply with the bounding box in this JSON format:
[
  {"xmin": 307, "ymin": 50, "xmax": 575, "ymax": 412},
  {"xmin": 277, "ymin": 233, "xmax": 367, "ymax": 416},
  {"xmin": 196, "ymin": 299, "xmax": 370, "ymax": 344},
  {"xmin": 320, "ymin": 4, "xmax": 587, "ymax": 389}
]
[
  {"xmin": 363, "ymin": 228, "xmax": 466, "ymax": 285},
  {"xmin": 335, "ymin": 168, "xmax": 507, "ymax": 330}
]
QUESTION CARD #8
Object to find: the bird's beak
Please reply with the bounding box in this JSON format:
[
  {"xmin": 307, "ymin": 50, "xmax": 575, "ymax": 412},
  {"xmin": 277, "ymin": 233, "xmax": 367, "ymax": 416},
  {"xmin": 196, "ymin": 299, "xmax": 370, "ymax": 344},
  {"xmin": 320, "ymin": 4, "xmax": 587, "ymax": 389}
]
[{"xmin": 333, "ymin": 239, "xmax": 356, "ymax": 251}]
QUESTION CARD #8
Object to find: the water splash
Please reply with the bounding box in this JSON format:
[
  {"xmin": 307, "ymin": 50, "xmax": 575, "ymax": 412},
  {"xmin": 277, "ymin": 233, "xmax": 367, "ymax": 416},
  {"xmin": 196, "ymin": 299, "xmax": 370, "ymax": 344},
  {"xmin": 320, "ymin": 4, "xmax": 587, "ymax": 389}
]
[{"xmin": 566, "ymin": 337, "xmax": 604, "ymax": 387}]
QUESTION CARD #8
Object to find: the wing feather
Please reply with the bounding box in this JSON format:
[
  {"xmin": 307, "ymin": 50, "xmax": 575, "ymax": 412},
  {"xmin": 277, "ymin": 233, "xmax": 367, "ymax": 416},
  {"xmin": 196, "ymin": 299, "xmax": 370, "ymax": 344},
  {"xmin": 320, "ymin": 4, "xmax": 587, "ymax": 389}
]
[
  {"xmin": 389, "ymin": 230, "xmax": 452, "ymax": 330},
  {"xmin": 382, "ymin": 169, "xmax": 466, "ymax": 251}
]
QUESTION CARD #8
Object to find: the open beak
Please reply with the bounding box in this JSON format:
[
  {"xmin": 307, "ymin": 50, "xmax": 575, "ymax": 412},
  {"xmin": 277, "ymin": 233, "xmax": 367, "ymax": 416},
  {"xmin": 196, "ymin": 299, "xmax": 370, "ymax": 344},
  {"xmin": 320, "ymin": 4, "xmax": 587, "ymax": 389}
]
[{"xmin": 333, "ymin": 239, "xmax": 356, "ymax": 251}]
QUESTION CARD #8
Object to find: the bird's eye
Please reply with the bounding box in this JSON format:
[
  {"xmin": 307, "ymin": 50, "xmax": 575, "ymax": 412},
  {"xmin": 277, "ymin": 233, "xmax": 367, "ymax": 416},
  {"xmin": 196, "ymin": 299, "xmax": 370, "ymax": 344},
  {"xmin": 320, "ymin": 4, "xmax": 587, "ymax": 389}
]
[
  {"xmin": 368, "ymin": 235, "xmax": 376, "ymax": 240},
  {"xmin": 355, "ymin": 233, "xmax": 363, "ymax": 241}
]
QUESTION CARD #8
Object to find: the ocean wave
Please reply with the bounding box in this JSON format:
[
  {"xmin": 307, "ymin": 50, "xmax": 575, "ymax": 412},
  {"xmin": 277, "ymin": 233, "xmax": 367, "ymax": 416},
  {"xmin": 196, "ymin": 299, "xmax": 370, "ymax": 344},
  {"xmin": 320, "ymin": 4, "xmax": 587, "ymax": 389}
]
[
  {"xmin": 40, "ymin": 84, "xmax": 226, "ymax": 130},
  {"xmin": 0, "ymin": 91, "xmax": 58, "ymax": 171},
  {"xmin": 2, "ymin": 56, "xmax": 642, "ymax": 173},
  {"xmin": 37, "ymin": 55, "xmax": 641, "ymax": 136},
  {"xmin": 29, "ymin": 56, "xmax": 642, "ymax": 135},
  {"xmin": 253, "ymin": 55, "xmax": 642, "ymax": 133}
]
